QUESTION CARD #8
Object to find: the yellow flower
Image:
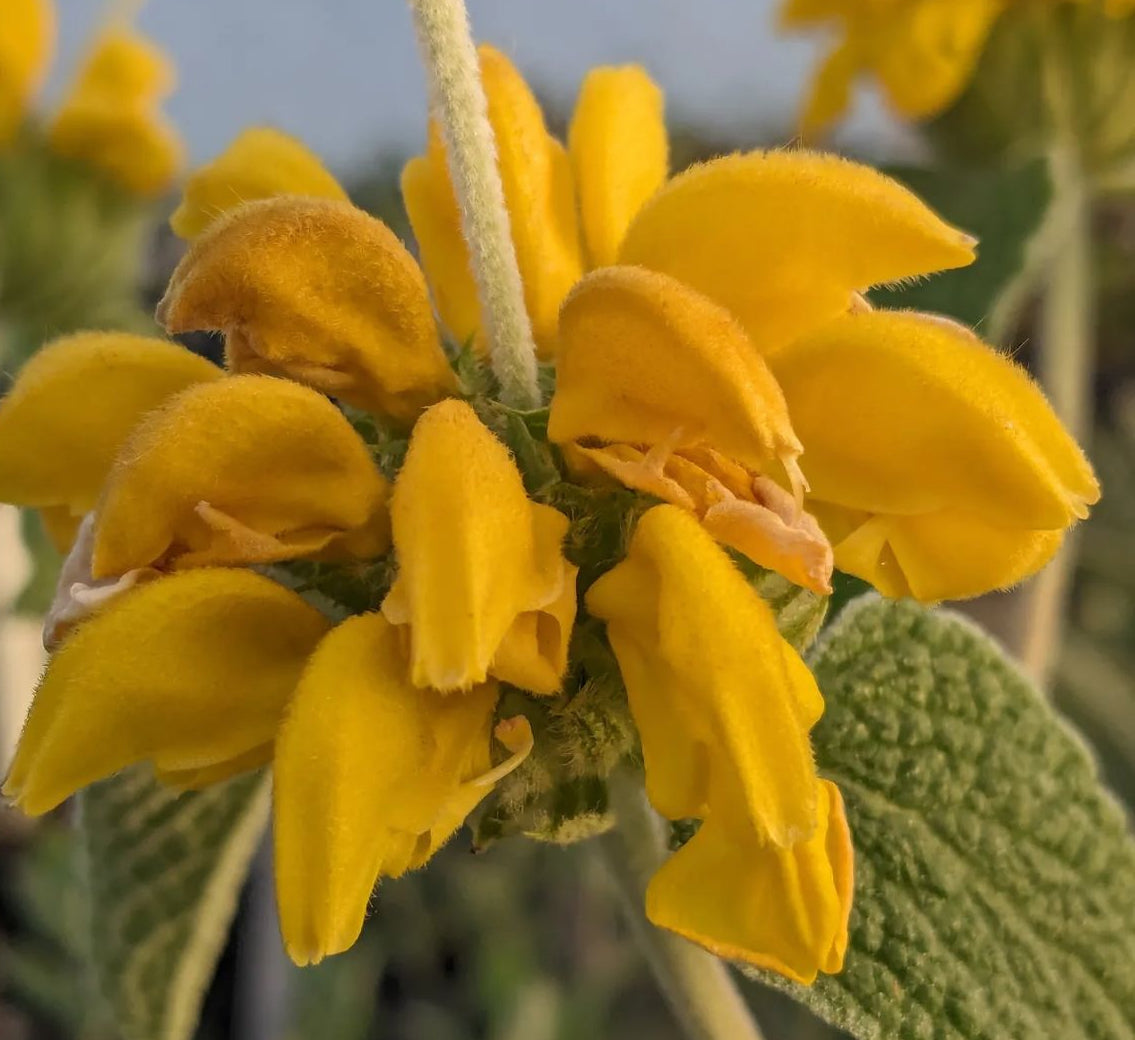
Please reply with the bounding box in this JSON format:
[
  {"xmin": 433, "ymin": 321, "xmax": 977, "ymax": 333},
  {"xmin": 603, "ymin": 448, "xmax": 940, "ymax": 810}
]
[
  {"xmin": 550, "ymin": 150, "xmax": 1096, "ymax": 602},
  {"xmin": 170, "ymin": 127, "xmax": 349, "ymax": 240},
  {"xmin": 402, "ymin": 46, "xmax": 667, "ymax": 356},
  {"xmin": 381, "ymin": 399, "xmax": 577, "ymax": 693},
  {"xmin": 0, "ymin": 0, "xmax": 55, "ymax": 145},
  {"xmin": 586, "ymin": 505, "xmax": 852, "ymax": 982},
  {"xmin": 781, "ymin": 0, "xmax": 1135, "ymax": 135},
  {"xmin": 158, "ymin": 195, "xmax": 459, "ymax": 424},
  {"xmin": 48, "ymin": 27, "xmax": 182, "ymax": 196}
]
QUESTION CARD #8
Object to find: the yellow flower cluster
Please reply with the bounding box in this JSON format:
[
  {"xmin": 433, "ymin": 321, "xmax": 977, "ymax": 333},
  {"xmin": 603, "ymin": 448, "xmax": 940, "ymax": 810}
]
[
  {"xmin": 0, "ymin": 45, "xmax": 1097, "ymax": 983},
  {"xmin": 1, "ymin": 0, "xmax": 181, "ymax": 195},
  {"xmin": 783, "ymin": 0, "xmax": 1135, "ymax": 136}
]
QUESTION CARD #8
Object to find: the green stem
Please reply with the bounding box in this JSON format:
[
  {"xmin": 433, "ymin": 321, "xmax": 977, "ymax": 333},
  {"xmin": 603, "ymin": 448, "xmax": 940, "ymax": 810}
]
[
  {"xmin": 404, "ymin": 0, "xmax": 543, "ymax": 410},
  {"xmin": 598, "ymin": 774, "xmax": 766, "ymax": 1040}
]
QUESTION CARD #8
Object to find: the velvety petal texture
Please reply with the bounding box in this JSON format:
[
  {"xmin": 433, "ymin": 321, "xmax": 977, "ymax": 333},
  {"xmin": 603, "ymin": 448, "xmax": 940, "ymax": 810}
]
[
  {"xmin": 568, "ymin": 65, "xmax": 668, "ymax": 267},
  {"xmin": 0, "ymin": 0, "xmax": 54, "ymax": 144},
  {"xmin": 771, "ymin": 310, "xmax": 1100, "ymax": 600},
  {"xmin": 91, "ymin": 374, "xmax": 390, "ymax": 576},
  {"xmin": 48, "ymin": 27, "xmax": 183, "ymax": 196},
  {"xmin": 0, "ymin": 332, "xmax": 221, "ymax": 518},
  {"xmin": 158, "ymin": 196, "xmax": 458, "ymax": 423},
  {"xmin": 171, "ymin": 127, "xmax": 348, "ymax": 239},
  {"xmin": 402, "ymin": 45, "xmax": 583, "ymax": 357},
  {"xmin": 274, "ymin": 613, "xmax": 498, "ymax": 966},
  {"xmin": 4, "ymin": 569, "xmax": 330, "ymax": 815},
  {"xmin": 616, "ymin": 150, "xmax": 976, "ymax": 354},
  {"xmin": 381, "ymin": 400, "xmax": 576, "ymax": 693},
  {"xmin": 550, "ymin": 267, "xmax": 832, "ymax": 592}
]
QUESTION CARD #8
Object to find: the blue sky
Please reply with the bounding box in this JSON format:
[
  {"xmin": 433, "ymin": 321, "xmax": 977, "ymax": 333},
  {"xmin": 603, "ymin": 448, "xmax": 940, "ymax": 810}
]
[{"xmin": 52, "ymin": 0, "xmax": 910, "ymax": 177}]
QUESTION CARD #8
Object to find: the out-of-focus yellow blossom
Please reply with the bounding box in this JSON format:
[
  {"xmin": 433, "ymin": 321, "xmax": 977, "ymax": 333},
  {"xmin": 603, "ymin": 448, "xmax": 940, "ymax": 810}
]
[
  {"xmin": 402, "ymin": 46, "xmax": 667, "ymax": 356},
  {"xmin": 549, "ymin": 150, "xmax": 1098, "ymax": 601},
  {"xmin": 0, "ymin": 331, "xmax": 222, "ymax": 550},
  {"xmin": 159, "ymin": 196, "xmax": 459, "ymax": 423},
  {"xmin": 0, "ymin": 0, "xmax": 55, "ymax": 145},
  {"xmin": 587, "ymin": 505, "xmax": 852, "ymax": 982},
  {"xmin": 782, "ymin": 0, "xmax": 1135, "ymax": 136},
  {"xmin": 49, "ymin": 27, "xmax": 182, "ymax": 195},
  {"xmin": 170, "ymin": 127, "xmax": 349, "ymax": 239},
  {"xmin": 381, "ymin": 399, "xmax": 577, "ymax": 693}
]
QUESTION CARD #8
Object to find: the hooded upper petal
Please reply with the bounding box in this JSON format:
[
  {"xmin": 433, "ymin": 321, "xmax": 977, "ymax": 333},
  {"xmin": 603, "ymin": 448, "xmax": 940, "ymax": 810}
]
[
  {"xmin": 585, "ymin": 505, "xmax": 823, "ymax": 846},
  {"xmin": 0, "ymin": 0, "xmax": 55, "ymax": 144},
  {"xmin": 402, "ymin": 44, "xmax": 583, "ymax": 358},
  {"xmin": 4, "ymin": 568, "xmax": 331, "ymax": 815},
  {"xmin": 170, "ymin": 127, "xmax": 348, "ymax": 239},
  {"xmin": 770, "ymin": 309, "xmax": 1099, "ymax": 600},
  {"xmin": 91, "ymin": 374, "xmax": 390, "ymax": 577},
  {"xmin": 646, "ymin": 780, "xmax": 853, "ymax": 983},
  {"xmin": 274, "ymin": 612, "xmax": 497, "ymax": 965},
  {"xmin": 158, "ymin": 196, "xmax": 458, "ymax": 423},
  {"xmin": 0, "ymin": 331, "xmax": 221, "ymax": 519},
  {"xmin": 616, "ymin": 150, "xmax": 976, "ymax": 354},
  {"xmin": 48, "ymin": 27, "xmax": 183, "ymax": 196},
  {"xmin": 568, "ymin": 65, "xmax": 668, "ymax": 267},
  {"xmin": 381, "ymin": 400, "xmax": 576, "ymax": 693}
]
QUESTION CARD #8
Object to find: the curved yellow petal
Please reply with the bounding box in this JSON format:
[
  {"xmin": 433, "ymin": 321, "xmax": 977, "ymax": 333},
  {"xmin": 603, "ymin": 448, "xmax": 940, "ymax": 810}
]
[
  {"xmin": 170, "ymin": 127, "xmax": 348, "ymax": 240},
  {"xmin": 568, "ymin": 65, "xmax": 668, "ymax": 267},
  {"xmin": 0, "ymin": 0, "xmax": 55, "ymax": 144},
  {"xmin": 155, "ymin": 744, "xmax": 273, "ymax": 791},
  {"xmin": 91, "ymin": 374, "xmax": 389, "ymax": 577},
  {"xmin": 585, "ymin": 505, "xmax": 822, "ymax": 846},
  {"xmin": 158, "ymin": 196, "xmax": 457, "ymax": 423},
  {"xmin": 549, "ymin": 266, "xmax": 802, "ymax": 476},
  {"xmin": 798, "ymin": 40, "xmax": 861, "ymax": 140},
  {"xmin": 0, "ymin": 332, "xmax": 221, "ymax": 517},
  {"xmin": 772, "ymin": 310, "xmax": 1100, "ymax": 532},
  {"xmin": 274, "ymin": 613, "xmax": 497, "ymax": 965},
  {"xmin": 48, "ymin": 28, "xmax": 182, "ymax": 196},
  {"xmin": 381, "ymin": 400, "xmax": 575, "ymax": 693},
  {"xmin": 616, "ymin": 150, "xmax": 976, "ymax": 354},
  {"xmin": 4, "ymin": 569, "xmax": 330, "ymax": 815},
  {"xmin": 402, "ymin": 45, "xmax": 583, "ymax": 358},
  {"xmin": 646, "ymin": 780, "xmax": 853, "ymax": 984}
]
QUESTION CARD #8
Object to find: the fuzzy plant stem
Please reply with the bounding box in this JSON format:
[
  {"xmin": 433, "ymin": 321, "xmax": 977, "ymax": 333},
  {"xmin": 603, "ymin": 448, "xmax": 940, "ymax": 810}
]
[
  {"xmin": 599, "ymin": 774, "xmax": 767, "ymax": 1040},
  {"xmin": 405, "ymin": 0, "xmax": 543, "ymax": 410},
  {"xmin": 1020, "ymin": 147, "xmax": 1094, "ymax": 687}
]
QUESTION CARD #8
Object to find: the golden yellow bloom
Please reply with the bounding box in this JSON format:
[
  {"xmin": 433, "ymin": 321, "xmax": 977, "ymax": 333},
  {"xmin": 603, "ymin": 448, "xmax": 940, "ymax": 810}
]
[
  {"xmin": 91, "ymin": 374, "xmax": 391, "ymax": 577},
  {"xmin": 0, "ymin": 331, "xmax": 222, "ymax": 548},
  {"xmin": 159, "ymin": 196, "xmax": 459, "ymax": 423},
  {"xmin": 170, "ymin": 127, "xmax": 349, "ymax": 240},
  {"xmin": 0, "ymin": 0, "xmax": 55, "ymax": 145},
  {"xmin": 402, "ymin": 46, "xmax": 667, "ymax": 356},
  {"xmin": 782, "ymin": 0, "xmax": 1135, "ymax": 135},
  {"xmin": 49, "ymin": 27, "xmax": 182, "ymax": 196},
  {"xmin": 586, "ymin": 505, "xmax": 852, "ymax": 981},
  {"xmin": 381, "ymin": 399, "xmax": 577, "ymax": 693}
]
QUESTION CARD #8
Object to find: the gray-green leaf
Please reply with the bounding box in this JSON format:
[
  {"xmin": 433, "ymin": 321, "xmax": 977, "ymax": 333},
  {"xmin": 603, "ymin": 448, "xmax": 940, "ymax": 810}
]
[
  {"xmin": 79, "ymin": 766, "xmax": 271, "ymax": 1040},
  {"xmin": 757, "ymin": 596, "xmax": 1135, "ymax": 1040}
]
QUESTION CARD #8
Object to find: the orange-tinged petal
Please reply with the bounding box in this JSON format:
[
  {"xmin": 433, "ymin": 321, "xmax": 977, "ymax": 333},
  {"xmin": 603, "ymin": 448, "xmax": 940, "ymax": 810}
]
[
  {"xmin": 0, "ymin": 0, "xmax": 55, "ymax": 144},
  {"xmin": 381, "ymin": 400, "xmax": 575, "ymax": 692},
  {"xmin": 646, "ymin": 780, "xmax": 853, "ymax": 984},
  {"xmin": 0, "ymin": 332, "xmax": 221, "ymax": 517},
  {"xmin": 171, "ymin": 127, "xmax": 348, "ymax": 239},
  {"xmin": 91, "ymin": 374, "xmax": 389, "ymax": 577},
  {"xmin": 274, "ymin": 613, "xmax": 497, "ymax": 965},
  {"xmin": 568, "ymin": 65, "xmax": 668, "ymax": 267},
  {"xmin": 4, "ymin": 569, "xmax": 330, "ymax": 815},
  {"xmin": 585, "ymin": 505, "xmax": 821, "ymax": 846},
  {"xmin": 772, "ymin": 310, "xmax": 1100, "ymax": 530},
  {"xmin": 402, "ymin": 45, "xmax": 583, "ymax": 358},
  {"xmin": 549, "ymin": 266, "xmax": 802, "ymax": 476},
  {"xmin": 158, "ymin": 196, "xmax": 457, "ymax": 423},
  {"xmin": 617, "ymin": 151, "xmax": 976, "ymax": 354}
]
